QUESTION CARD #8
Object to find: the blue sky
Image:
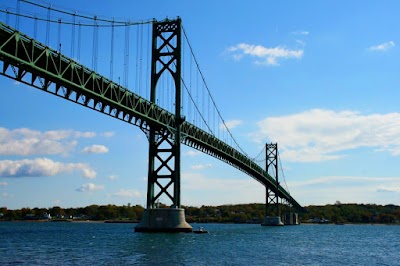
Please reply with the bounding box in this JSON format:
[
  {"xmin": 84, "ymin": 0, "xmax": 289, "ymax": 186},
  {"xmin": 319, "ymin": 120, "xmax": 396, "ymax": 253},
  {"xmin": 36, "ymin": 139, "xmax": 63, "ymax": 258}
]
[{"xmin": 1, "ymin": 0, "xmax": 400, "ymax": 209}]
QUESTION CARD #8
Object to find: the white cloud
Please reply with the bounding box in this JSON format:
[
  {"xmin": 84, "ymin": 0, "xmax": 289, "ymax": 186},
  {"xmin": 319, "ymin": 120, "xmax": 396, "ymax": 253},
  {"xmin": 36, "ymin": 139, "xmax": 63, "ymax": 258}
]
[
  {"xmin": 0, "ymin": 181, "xmax": 8, "ymax": 186},
  {"xmin": 112, "ymin": 189, "xmax": 142, "ymax": 198},
  {"xmin": 184, "ymin": 150, "xmax": 202, "ymax": 156},
  {"xmin": 377, "ymin": 186, "xmax": 400, "ymax": 193},
  {"xmin": 220, "ymin": 119, "xmax": 243, "ymax": 130},
  {"xmin": 292, "ymin": 31, "xmax": 309, "ymax": 36},
  {"xmin": 81, "ymin": 144, "xmax": 109, "ymax": 154},
  {"xmin": 228, "ymin": 43, "xmax": 303, "ymax": 66},
  {"xmin": 0, "ymin": 128, "xmax": 96, "ymax": 156},
  {"xmin": 108, "ymin": 175, "xmax": 118, "ymax": 180},
  {"xmin": 76, "ymin": 183, "xmax": 104, "ymax": 192},
  {"xmin": 369, "ymin": 41, "xmax": 395, "ymax": 52},
  {"xmin": 191, "ymin": 164, "xmax": 213, "ymax": 170},
  {"xmin": 251, "ymin": 109, "xmax": 400, "ymax": 162},
  {"xmin": 101, "ymin": 132, "xmax": 115, "ymax": 138},
  {"xmin": 0, "ymin": 158, "xmax": 96, "ymax": 179}
]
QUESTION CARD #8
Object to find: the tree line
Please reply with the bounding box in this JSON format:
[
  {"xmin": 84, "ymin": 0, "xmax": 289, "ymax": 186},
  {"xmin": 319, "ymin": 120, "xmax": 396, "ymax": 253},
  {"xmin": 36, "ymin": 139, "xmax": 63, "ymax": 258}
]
[{"xmin": 1, "ymin": 202, "xmax": 399, "ymax": 224}]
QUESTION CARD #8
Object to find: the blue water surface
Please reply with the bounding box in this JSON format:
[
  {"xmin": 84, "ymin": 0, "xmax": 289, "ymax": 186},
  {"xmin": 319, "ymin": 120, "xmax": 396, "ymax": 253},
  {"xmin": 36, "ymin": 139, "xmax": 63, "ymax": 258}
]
[{"xmin": 0, "ymin": 222, "xmax": 399, "ymax": 265}]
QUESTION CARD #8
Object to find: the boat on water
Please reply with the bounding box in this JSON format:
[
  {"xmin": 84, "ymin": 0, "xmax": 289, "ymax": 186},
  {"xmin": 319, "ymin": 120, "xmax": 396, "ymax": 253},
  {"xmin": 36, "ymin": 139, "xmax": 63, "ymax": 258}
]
[{"xmin": 193, "ymin": 227, "xmax": 208, "ymax": 234}]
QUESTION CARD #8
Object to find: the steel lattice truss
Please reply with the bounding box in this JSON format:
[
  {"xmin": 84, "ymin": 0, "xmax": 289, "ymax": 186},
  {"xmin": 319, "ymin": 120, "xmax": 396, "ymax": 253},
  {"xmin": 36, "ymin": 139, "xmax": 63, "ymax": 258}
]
[{"xmin": 0, "ymin": 21, "xmax": 302, "ymax": 210}]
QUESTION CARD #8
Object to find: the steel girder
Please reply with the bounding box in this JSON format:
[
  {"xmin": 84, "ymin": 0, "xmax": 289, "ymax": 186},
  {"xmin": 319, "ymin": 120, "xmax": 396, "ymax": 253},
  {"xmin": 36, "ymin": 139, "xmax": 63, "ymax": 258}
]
[{"xmin": 0, "ymin": 21, "xmax": 302, "ymax": 211}]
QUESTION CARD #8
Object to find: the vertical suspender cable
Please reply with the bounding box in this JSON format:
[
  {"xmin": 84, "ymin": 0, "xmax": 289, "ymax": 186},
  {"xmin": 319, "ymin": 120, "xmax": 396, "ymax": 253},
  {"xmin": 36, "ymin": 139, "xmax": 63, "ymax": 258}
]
[
  {"xmin": 71, "ymin": 12, "xmax": 76, "ymax": 59},
  {"xmin": 77, "ymin": 22, "xmax": 81, "ymax": 62},
  {"xmin": 57, "ymin": 19, "xmax": 61, "ymax": 53},
  {"xmin": 34, "ymin": 15, "xmax": 38, "ymax": 39},
  {"xmin": 181, "ymin": 33, "xmax": 185, "ymax": 115},
  {"xmin": 139, "ymin": 23, "xmax": 143, "ymax": 96},
  {"xmin": 202, "ymin": 83, "xmax": 205, "ymax": 130},
  {"xmin": 15, "ymin": 0, "xmax": 20, "ymax": 30},
  {"xmin": 46, "ymin": 5, "xmax": 51, "ymax": 46},
  {"xmin": 110, "ymin": 19, "xmax": 115, "ymax": 80},
  {"xmin": 146, "ymin": 24, "xmax": 150, "ymax": 99},
  {"xmin": 124, "ymin": 22, "xmax": 130, "ymax": 88},
  {"xmin": 196, "ymin": 67, "xmax": 199, "ymax": 127},
  {"xmin": 189, "ymin": 53, "xmax": 192, "ymax": 123},
  {"xmin": 6, "ymin": 9, "xmax": 9, "ymax": 25},
  {"xmin": 92, "ymin": 16, "xmax": 98, "ymax": 71},
  {"xmin": 135, "ymin": 23, "xmax": 139, "ymax": 94}
]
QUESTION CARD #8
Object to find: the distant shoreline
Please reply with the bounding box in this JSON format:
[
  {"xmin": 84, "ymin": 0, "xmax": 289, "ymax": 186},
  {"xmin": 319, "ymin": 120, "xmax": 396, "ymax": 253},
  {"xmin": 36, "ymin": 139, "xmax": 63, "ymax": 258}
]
[{"xmin": 0, "ymin": 219, "xmax": 139, "ymax": 224}]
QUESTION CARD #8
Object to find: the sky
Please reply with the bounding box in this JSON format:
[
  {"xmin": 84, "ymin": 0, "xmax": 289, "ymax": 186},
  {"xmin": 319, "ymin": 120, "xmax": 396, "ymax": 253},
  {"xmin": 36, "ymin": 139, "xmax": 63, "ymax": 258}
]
[{"xmin": 1, "ymin": 0, "xmax": 400, "ymax": 209}]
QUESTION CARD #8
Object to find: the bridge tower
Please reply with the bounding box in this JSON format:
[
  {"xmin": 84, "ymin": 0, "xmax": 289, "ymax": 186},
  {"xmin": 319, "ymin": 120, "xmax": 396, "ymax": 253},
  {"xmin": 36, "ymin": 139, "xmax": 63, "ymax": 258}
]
[
  {"xmin": 262, "ymin": 143, "xmax": 284, "ymax": 226},
  {"xmin": 135, "ymin": 18, "xmax": 192, "ymax": 232}
]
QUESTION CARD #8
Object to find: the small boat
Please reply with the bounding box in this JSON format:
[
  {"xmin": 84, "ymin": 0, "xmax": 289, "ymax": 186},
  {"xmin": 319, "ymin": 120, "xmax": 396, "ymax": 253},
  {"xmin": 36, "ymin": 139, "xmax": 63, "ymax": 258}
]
[{"xmin": 193, "ymin": 227, "xmax": 208, "ymax": 234}]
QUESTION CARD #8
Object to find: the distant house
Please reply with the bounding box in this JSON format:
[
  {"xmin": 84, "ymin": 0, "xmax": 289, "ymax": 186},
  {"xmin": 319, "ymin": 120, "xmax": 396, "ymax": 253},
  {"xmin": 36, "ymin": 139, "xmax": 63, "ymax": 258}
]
[{"xmin": 41, "ymin": 213, "xmax": 51, "ymax": 220}]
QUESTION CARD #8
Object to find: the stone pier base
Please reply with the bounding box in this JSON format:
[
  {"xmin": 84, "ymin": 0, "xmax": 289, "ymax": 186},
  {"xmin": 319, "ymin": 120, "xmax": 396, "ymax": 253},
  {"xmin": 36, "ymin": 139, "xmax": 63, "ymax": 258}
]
[
  {"xmin": 283, "ymin": 213, "xmax": 300, "ymax": 225},
  {"xmin": 261, "ymin": 216, "xmax": 284, "ymax": 226},
  {"xmin": 135, "ymin": 208, "xmax": 192, "ymax": 233},
  {"xmin": 293, "ymin": 213, "xmax": 299, "ymax": 225}
]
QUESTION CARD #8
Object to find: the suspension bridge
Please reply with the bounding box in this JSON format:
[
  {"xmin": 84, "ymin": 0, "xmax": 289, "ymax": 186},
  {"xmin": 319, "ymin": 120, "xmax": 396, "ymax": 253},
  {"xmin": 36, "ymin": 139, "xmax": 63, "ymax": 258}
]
[{"xmin": 0, "ymin": 0, "xmax": 303, "ymax": 232}]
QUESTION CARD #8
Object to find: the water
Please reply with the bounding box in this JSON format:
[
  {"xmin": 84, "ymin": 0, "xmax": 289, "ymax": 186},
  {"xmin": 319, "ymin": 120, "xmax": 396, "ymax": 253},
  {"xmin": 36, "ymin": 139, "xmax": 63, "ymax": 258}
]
[{"xmin": 0, "ymin": 222, "xmax": 399, "ymax": 265}]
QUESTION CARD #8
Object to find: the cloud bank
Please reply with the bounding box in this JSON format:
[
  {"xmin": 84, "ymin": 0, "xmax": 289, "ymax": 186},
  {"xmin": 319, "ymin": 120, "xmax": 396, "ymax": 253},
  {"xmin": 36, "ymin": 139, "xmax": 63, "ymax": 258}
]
[
  {"xmin": 0, "ymin": 128, "xmax": 96, "ymax": 156},
  {"xmin": 0, "ymin": 158, "xmax": 96, "ymax": 178},
  {"xmin": 252, "ymin": 109, "xmax": 400, "ymax": 162}
]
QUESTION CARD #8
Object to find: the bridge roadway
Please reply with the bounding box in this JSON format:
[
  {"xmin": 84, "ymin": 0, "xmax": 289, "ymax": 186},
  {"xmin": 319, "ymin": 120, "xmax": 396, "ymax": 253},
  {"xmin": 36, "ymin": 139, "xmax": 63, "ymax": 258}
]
[{"xmin": 0, "ymin": 22, "xmax": 302, "ymax": 210}]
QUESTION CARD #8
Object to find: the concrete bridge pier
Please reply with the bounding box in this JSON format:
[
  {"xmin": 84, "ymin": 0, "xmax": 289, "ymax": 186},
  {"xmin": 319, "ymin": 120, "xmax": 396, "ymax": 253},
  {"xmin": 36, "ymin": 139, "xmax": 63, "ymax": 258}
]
[
  {"xmin": 135, "ymin": 208, "xmax": 192, "ymax": 233},
  {"xmin": 262, "ymin": 216, "xmax": 284, "ymax": 226},
  {"xmin": 293, "ymin": 213, "xmax": 299, "ymax": 225},
  {"xmin": 282, "ymin": 212, "xmax": 299, "ymax": 225}
]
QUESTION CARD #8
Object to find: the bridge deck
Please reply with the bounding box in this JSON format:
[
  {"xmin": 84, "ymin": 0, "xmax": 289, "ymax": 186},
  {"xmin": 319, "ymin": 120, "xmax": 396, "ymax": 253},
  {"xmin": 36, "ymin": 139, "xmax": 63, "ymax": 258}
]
[{"xmin": 0, "ymin": 22, "xmax": 302, "ymax": 210}]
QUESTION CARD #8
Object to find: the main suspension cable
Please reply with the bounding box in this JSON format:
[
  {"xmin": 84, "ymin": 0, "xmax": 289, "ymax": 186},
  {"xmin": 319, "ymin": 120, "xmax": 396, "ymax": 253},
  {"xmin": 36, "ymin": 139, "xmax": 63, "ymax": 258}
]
[
  {"xmin": 182, "ymin": 24, "xmax": 249, "ymax": 157},
  {"xmin": 0, "ymin": 9, "xmax": 152, "ymax": 27},
  {"xmin": 20, "ymin": 0, "xmax": 153, "ymax": 25},
  {"xmin": 277, "ymin": 150, "xmax": 290, "ymax": 195}
]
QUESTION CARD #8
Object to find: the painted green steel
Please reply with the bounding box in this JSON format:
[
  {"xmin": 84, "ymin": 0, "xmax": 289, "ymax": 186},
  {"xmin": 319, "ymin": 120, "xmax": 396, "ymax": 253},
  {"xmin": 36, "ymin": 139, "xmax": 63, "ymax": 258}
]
[
  {"xmin": 0, "ymin": 21, "xmax": 302, "ymax": 210},
  {"xmin": 147, "ymin": 19, "xmax": 183, "ymax": 209}
]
